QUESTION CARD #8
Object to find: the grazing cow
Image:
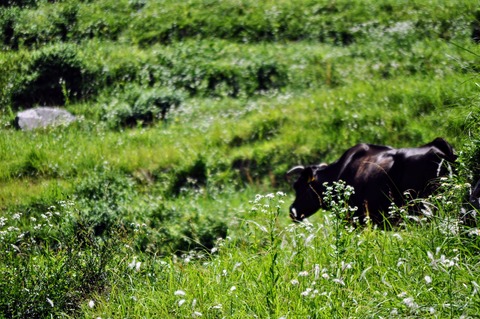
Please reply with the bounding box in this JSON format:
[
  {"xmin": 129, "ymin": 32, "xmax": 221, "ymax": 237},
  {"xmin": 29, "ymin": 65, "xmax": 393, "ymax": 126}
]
[{"xmin": 287, "ymin": 138, "xmax": 456, "ymax": 226}]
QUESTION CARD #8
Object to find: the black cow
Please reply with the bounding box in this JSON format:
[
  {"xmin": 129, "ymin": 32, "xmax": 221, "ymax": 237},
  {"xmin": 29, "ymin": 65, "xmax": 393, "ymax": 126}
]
[{"xmin": 287, "ymin": 137, "xmax": 456, "ymax": 226}]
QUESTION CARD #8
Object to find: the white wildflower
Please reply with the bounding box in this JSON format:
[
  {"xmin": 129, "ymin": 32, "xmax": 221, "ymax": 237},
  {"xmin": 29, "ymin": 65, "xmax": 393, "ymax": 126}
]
[
  {"xmin": 468, "ymin": 228, "xmax": 480, "ymax": 237},
  {"xmin": 174, "ymin": 290, "xmax": 186, "ymax": 296},
  {"xmin": 314, "ymin": 264, "xmax": 320, "ymax": 279},
  {"xmin": 333, "ymin": 278, "xmax": 345, "ymax": 286},
  {"xmin": 322, "ymin": 273, "xmax": 330, "ymax": 280},
  {"xmin": 403, "ymin": 297, "xmax": 418, "ymax": 310},
  {"xmin": 301, "ymin": 288, "xmax": 313, "ymax": 297},
  {"xmin": 304, "ymin": 234, "xmax": 315, "ymax": 247},
  {"xmin": 210, "ymin": 304, "xmax": 222, "ymax": 310},
  {"xmin": 88, "ymin": 300, "xmax": 95, "ymax": 308},
  {"xmin": 341, "ymin": 261, "xmax": 352, "ymax": 271},
  {"xmin": 128, "ymin": 257, "xmax": 137, "ymax": 269},
  {"xmin": 392, "ymin": 233, "xmax": 402, "ymax": 240},
  {"xmin": 425, "ymin": 275, "xmax": 432, "ymax": 284},
  {"xmin": 290, "ymin": 279, "xmax": 299, "ymax": 285},
  {"xmin": 135, "ymin": 261, "xmax": 141, "ymax": 272},
  {"xmin": 298, "ymin": 271, "xmax": 309, "ymax": 277},
  {"xmin": 230, "ymin": 286, "xmax": 236, "ymax": 292},
  {"xmin": 360, "ymin": 266, "xmax": 372, "ymax": 280},
  {"xmin": 192, "ymin": 311, "xmax": 202, "ymax": 317},
  {"xmin": 178, "ymin": 299, "xmax": 186, "ymax": 307},
  {"xmin": 12, "ymin": 213, "xmax": 21, "ymax": 220},
  {"xmin": 46, "ymin": 298, "xmax": 54, "ymax": 307}
]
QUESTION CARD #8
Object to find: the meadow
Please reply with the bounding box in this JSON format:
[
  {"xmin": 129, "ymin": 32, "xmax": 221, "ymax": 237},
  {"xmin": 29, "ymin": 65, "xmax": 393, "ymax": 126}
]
[{"xmin": 0, "ymin": 0, "xmax": 480, "ymax": 318}]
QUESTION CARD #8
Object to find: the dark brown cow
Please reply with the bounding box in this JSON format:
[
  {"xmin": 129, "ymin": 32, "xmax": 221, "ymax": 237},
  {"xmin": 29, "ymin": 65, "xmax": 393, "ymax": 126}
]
[{"xmin": 287, "ymin": 138, "xmax": 456, "ymax": 226}]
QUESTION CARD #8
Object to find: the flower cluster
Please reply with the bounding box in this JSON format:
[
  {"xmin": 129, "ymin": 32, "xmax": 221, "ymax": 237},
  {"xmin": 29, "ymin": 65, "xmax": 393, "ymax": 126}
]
[
  {"xmin": 322, "ymin": 181, "xmax": 358, "ymax": 222},
  {"xmin": 250, "ymin": 192, "xmax": 286, "ymax": 214}
]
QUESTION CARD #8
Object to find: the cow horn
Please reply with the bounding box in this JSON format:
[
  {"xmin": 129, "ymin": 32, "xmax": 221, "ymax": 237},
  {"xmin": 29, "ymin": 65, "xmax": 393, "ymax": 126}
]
[{"xmin": 287, "ymin": 166, "xmax": 305, "ymax": 176}]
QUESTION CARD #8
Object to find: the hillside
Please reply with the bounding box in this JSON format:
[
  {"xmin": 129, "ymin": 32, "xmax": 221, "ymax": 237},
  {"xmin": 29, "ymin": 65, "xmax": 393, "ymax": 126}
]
[{"xmin": 0, "ymin": 0, "xmax": 480, "ymax": 318}]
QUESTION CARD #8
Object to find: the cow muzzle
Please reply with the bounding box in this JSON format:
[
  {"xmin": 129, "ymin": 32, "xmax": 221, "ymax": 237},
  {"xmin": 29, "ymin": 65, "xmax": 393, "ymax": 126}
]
[{"xmin": 289, "ymin": 206, "xmax": 305, "ymax": 222}]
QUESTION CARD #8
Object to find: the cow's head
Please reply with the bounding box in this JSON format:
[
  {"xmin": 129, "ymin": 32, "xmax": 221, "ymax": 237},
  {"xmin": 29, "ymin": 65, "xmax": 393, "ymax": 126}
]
[{"xmin": 286, "ymin": 164, "xmax": 328, "ymax": 222}]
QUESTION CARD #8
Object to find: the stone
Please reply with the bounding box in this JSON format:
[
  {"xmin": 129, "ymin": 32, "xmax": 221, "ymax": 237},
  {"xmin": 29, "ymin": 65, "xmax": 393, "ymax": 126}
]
[{"xmin": 14, "ymin": 107, "xmax": 76, "ymax": 130}]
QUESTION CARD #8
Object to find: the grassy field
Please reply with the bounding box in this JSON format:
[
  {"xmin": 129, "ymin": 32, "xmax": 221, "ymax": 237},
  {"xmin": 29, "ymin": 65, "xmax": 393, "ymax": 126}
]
[{"xmin": 0, "ymin": 0, "xmax": 480, "ymax": 318}]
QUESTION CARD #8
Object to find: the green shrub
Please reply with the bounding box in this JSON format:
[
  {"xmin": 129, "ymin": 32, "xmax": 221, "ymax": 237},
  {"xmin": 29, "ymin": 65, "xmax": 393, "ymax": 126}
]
[
  {"xmin": 154, "ymin": 45, "xmax": 288, "ymax": 97},
  {"xmin": 0, "ymin": 7, "xmax": 18, "ymax": 49},
  {"xmin": 73, "ymin": 0, "xmax": 132, "ymax": 41},
  {"xmin": 137, "ymin": 200, "xmax": 228, "ymax": 255},
  {"xmin": 9, "ymin": 2, "xmax": 78, "ymax": 48},
  {"xmin": 0, "ymin": 0, "xmax": 38, "ymax": 8},
  {"xmin": 10, "ymin": 44, "xmax": 98, "ymax": 108},
  {"xmin": 74, "ymin": 170, "xmax": 135, "ymax": 236},
  {"xmin": 169, "ymin": 157, "xmax": 208, "ymax": 196},
  {"xmin": 101, "ymin": 86, "xmax": 184, "ymax": 129},
  {"xmin": 72, "ymin": 167, "xmax": 228, "ymax": 256}
]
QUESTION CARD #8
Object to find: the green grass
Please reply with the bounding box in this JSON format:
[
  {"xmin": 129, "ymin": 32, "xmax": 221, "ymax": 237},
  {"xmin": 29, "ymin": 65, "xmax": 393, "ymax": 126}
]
[
  {"xmin": 0, "ymin": 0, "xmax": 480, "ymax": 317},
  {"xmin": 79, "ymin": 190, "xmax": 480, "ymax": 318}
]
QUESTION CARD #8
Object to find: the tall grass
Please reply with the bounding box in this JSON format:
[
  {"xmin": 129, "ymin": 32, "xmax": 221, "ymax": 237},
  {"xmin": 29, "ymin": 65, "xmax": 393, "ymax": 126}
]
[{"xmin": 78, "ymin": 185, "xmax": 480, "ymax": 318}]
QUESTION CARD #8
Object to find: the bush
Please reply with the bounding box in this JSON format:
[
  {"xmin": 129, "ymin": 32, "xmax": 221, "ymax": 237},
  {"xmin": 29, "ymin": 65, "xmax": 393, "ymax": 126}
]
[
  {"xmin": 10, "ymin": 44, "xmax": 98, "ymax": 108},
  {"xmin": 8, "ymin": 2, "xmax": 79, "ymax": 48},
  {"xmin": 0, "ymin": 0, "xmax": 38, "ymax": 8},
  {"xmin": 169, "ymin": 157, "xmax": 208, "ymax": 196},
  {"xmin": 156, "ymin": 45, "xmax": 289, "ymax": 97},
  {"xmin": 101, "ymin": 86, "xmax": 184, "ymax": 128},
  {"xmin": 73, "ymin": 168, "xmax": 228, "ymax": 256},
  {"xmin": 0, "ymin": 7, "xmax": 18, "ymax": 49},
  {"xmin": 74, "ymin": 170, "xmax": 136, "ymax": 236}
]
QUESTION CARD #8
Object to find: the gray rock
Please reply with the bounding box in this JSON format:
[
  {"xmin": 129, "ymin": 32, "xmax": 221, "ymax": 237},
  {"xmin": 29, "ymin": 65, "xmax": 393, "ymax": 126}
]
[{"xmin": 14, "ymin": 107, "xmax": 76, "ymax": 130}]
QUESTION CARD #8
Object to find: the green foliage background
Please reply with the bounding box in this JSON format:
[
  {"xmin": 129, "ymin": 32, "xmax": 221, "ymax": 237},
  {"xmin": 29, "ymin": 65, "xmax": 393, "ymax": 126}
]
[{"xmin": 0, "ymin": 0, "xmax": 479, "ymax": 317}]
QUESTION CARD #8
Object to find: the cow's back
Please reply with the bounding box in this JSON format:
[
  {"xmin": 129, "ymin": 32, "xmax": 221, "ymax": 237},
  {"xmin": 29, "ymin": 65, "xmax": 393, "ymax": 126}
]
[
  {"xmin": 328, "ymin": 144, "xmax": 397, "ymax": 223},
  {"xmin": 390, "ymin": 141, "xmax": 454, "ymax": 198}
]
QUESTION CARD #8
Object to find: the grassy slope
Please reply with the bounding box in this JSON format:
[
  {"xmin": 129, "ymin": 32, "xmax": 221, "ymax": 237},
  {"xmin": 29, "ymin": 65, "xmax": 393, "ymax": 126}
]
[{"xmin": 0, "ymin": 0, "xmax": 479, "ymax": 318}]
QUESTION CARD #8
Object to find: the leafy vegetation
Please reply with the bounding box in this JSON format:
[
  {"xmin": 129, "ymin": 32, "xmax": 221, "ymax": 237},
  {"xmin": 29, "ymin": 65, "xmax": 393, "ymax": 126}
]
[{"xmin": 0, "ymin": 0, "xmax": 479, "ymax": 317}]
